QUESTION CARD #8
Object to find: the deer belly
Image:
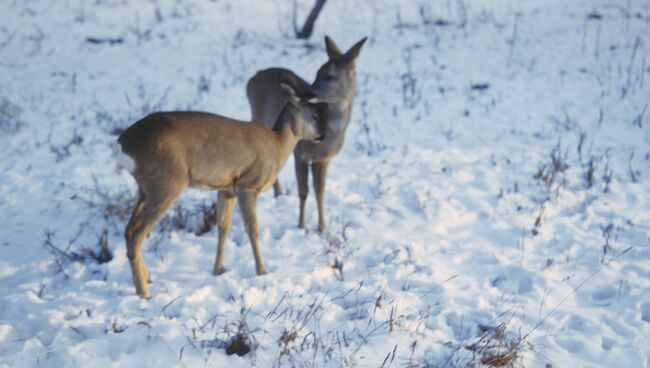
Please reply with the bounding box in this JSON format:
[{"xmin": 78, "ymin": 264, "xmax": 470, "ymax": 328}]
[
  {"xmin": 190, "ymin": 179, "xmax": 233, "ymax": 190},
  {"xmin": 234, "ymin": 166, "xmax": 277, "ymax": 192},
  {"xmin": 188, "ymin": 169, "xmax": 236, "ymax": 190}
]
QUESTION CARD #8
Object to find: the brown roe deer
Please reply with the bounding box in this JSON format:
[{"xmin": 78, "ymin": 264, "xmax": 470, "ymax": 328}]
[
  {"xmin": 116, "ymin": 81, "xmax": 323, "ymax": 299},
  {"xmin": 246, "ymin": 36, "xmax": 367, "ymax": 232}
]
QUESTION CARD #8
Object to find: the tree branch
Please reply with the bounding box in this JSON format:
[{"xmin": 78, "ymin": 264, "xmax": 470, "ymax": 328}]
[{"xmin": 294, "ymin": 0, "xmax": 327, "ymax": 39}]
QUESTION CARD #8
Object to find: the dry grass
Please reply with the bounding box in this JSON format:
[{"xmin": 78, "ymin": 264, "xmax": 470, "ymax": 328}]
[{"xmin": 466, "ymin": 324, "xmax": 522, "ymax": 368}]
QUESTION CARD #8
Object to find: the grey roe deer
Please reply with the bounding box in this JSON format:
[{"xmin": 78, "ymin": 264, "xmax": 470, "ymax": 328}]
[
  {"xmin": 116, "ymin": 80, "xmax": 324, "ymax": 299},
  {"xmin": 247, "ymin": 36, "xmax": 367, "ymax": 232}
]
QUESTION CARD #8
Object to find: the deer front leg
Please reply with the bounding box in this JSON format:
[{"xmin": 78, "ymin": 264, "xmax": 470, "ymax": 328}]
[
  {"xmin": 295, "ymin": 155, "xmax": 309, "ymax": 229},
  {"xmin": 237, "ymin": 190, "xmax": 266, "ymax": 275},
  {"xmin": 213, "ymin": 190, "xmax": 236, "ymax": 275},
  {"xmin": 311, "ymin": 161, "xmax": 329, "ymax": 232}
]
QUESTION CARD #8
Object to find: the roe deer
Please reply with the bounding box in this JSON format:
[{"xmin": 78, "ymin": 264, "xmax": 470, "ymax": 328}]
[
  {"xmin": 116, "ymin": 80, "xmax": 323, "ymax": 299},
  {"xmin": 247, "ymin": 36, "xmax": 367, "ymax": 232}
]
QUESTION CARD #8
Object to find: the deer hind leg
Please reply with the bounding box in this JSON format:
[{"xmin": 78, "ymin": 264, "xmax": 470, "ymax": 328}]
[
  {"xmin": 312, "ymin": 161, "xmax": 329, "ymax": 232},
  {"xmin": 126, "ymin": 192, "xmax": 147, "ymax": 282},
  {"xmin": 237, "ymin": 190, "xmax": 266, "ymax": 275},
  {"xmin": 213, "ymin": 190, "xmax": 236, "ymax": 275},
  {"xmin": 125, "ymin": 180, "xmax": 185, "ymax": 299},
  {"xmin": 295, "ymin": 155, "xmax": 309, "ymax": 229}
]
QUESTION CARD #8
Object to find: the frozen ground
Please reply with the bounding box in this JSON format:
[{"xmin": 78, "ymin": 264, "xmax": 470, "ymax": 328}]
[{"xmin": 1, "ymin": 0, "xmax": 649, "ymax": 366}]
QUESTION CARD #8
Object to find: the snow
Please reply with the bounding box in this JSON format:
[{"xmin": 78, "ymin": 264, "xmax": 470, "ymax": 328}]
[{"xmin": 1, "ymin": 0, "xmax": 649, "ymax": 366}]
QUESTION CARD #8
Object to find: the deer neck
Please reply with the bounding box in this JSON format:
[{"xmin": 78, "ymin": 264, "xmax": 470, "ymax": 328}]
[
  {"xmin": 325, "ymin": 95, "xmax": 353, "ymax": 134},
  {"xmin": 273, "ymin": 105, "xmax": 301, "ymax": 162},
  {"xmin": 330, "ymin": 98, "xmax": 352, "ymax": 117}
]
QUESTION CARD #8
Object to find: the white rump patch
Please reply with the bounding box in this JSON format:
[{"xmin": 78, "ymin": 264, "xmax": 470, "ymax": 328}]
[{"xmin": 112, "ymin": 141, "xmax": 136, "ymax": 173}]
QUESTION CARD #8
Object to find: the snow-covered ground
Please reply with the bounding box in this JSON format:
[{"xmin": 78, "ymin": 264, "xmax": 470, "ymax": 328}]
[{"xmin": 1, "ymin": 0, "xmax": 649, "ymax": 366}]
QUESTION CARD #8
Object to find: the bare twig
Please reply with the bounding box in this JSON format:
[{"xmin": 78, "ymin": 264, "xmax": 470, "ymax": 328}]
[
  {"xmin": 621, "ymin": 36, "xmax": 642, "ymax": 98},
  {"xmin": 293, "ymin": 0, "xmax": 327, "ymax": 39}
]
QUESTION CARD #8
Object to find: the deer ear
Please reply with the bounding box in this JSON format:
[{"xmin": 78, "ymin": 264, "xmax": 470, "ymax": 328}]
[
  {"xmin": 280, "ymin": 83, "xmax": 301, "ymax": 108},
  {"xmin": 342, "ymin": 36, "xmax": 368, "ymax": 63},
  {"xmin": 324, "ymin": 36, "xmax": 343, "ymax": 59}
]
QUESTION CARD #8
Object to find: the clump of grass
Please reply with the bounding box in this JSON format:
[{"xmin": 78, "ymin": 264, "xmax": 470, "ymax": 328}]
[
  {"xmin": 267, "ymin": 293, "xmax": 330, "ymax": 366},
  {"xmin": 226, "ymin": 332, "xmax": 253, "ymax": 356},
  {"xmin": 531, "ymin": 204, "xmax": 546, "ymax": 236},
  {"xmin": 84, "ymin": 227, "xmax": 113, "ymax": 264},
  {"xmin": 222, "ymin": 308, "xmax": 257, "ymax": 357},
  {"xmin": 199, "ymin": 307, "xmax": 258, "ymax": 358},
  {"xmin": 466, "ymin": 324, "xmax": 523, "ymax": 368},
  {"xmin": 323, "ymin": 221, "xmax": 353, "ymax": 280},
  {"xmin": 277, "ymin": 328, "xmax": 299, "ymax": 357},
  {"xmin": 436, "ymin": 320, "xmax": 525, "ymax": 368},
  {"xmin": 196, "ymin": 201, "xmax": 218, "ymax": 236},
  {"xmin": 534, "ymin": 140, "xmax": 568, "ymax": 189},
  {"xmin": 43, "ymin": 223, "xmax": 114, "ymax": 278}
]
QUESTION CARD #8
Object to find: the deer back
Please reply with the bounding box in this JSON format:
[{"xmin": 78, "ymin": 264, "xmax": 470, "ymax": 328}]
[{"xmin": 247, "ymin": 68, "xmax": 312, "ymax": 131}]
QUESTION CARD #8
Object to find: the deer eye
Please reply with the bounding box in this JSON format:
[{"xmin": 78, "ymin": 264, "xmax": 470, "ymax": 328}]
[{"xmin": 325, "ymin": 75, "xmax": 336, "ymax": 81}]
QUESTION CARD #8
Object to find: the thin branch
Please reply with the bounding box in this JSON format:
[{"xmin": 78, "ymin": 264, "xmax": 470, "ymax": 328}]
[{"xmin": 294, "ymin": 0, "xmax": 327, "ymax": 39}]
